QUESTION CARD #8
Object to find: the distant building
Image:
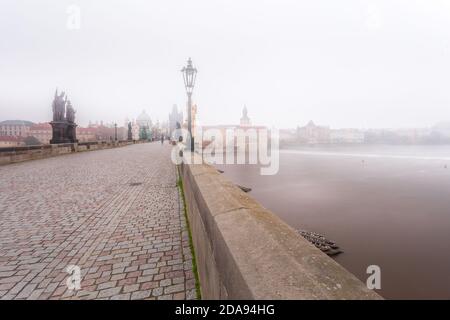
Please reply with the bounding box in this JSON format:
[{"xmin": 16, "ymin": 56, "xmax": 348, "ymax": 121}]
[
  {"xmin": 136, "ymin": 110, "xmax": 152, "ymax": 140},
  {"xmin": 330, "ymin": 128, "xmax": 364, "ymax": 144},
  {"xmin": 200, "ymin": 106, "xmax": 266, "ymax": 151},
  {"xmin": 279, "ymin": 129, "xmax": 298, "ymax": 144},
  {"xmin": 136, "ymin": 110, "xmax": 152, "ymax": 129},
  {"xmin": 29, "ymin": 123, "xmax": 52, "ymax": 144},
  {"xmin": 77, "ymin": 127, "xmax": 97, "ymax": 142},
  {"xmin": 168, "ymin": 104, "xmax": 183, "ymax": 135},
  {"xmin": 364, "ymin": 128, "xmax": 434, "ymax": 144},
  {"xmin": 124, "ymin": 117, "xmax": 132, "ymax": 140},
  {"xmin": 87, "ymin": 121, "xmax": 128, "ymax": 141},
  {"xmin": 0, "ymin": 120, "xmax": 34, "ymax": 137},
  {"xmin": 116, "ymin": 126, "xmax": 127, "ymax": 141},
  {"xmin": 131, "ymin": 121, "xmax": 140, "ymax": 141},
  {"xmin": 0, "ymin": 136, "xmax": 25, "ymax": 148},
  {"xmin": 182, "ymin": 104, "xmax": 198, "ymax": 140},
  {"xmin": 160, "ymin": 120, "xmax": 169, "ymax": 138},
  {"xmin": 98, "ymin": 125, "xmax": 115, "ymax": 141},
  {"xmin": 396, "ymin": 128, "xmax": 432, "ymax": 144},
  {"xmin": 297, "ymin": 121, "xmax": 330, "ymax": 144},
  {"xmin": 192, "ymin": 104, "xmax": 198, "ymax": 139},
  {"xmin": 431, "ymin": 122, "xmax": 450, "ymax": 142}
]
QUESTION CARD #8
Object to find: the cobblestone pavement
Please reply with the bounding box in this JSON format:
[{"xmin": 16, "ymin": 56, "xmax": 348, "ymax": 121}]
[{"xmin": 0, "ymin": 143, "xmax": 197, "ymax": 300}]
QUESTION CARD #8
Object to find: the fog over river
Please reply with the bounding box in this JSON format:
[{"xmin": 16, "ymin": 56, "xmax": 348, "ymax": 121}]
[{"xmin": 215, "ymin": 145, "xmax": 450, "ymax": 299}]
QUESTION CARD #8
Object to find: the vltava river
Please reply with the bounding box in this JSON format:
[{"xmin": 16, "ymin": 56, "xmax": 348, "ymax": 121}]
[{"xmin": 215, "ymin": 145, "xmax": 450, "ymax": 299}]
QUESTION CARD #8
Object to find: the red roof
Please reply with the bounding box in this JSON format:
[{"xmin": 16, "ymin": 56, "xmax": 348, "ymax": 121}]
[{"xmin": 30, "ymin": 123, "xmax": 51, "ymax": 130}]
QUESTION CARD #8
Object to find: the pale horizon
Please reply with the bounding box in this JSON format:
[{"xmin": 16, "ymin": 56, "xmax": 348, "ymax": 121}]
[{"xmin": 1, "ymin": 0, "xmax": 450, "ymax": 129}]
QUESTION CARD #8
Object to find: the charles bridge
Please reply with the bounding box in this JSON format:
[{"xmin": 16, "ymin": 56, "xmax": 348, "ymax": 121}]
[
  {"xmin": 0, "ymin": 140, "xmax": 381, "ymax": 300},
  {"xmin": 0, "ymin": 143, "xmax": 195, "ymax": 299},
  {"xmin": 0, "ymin": 70, "xmax": 379, "ymax": 300}
]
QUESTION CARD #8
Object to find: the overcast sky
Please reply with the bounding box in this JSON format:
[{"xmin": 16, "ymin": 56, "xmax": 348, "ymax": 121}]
[{"xmin": 1, "ymin": 0, "xmax": 450, "ymax": 129}]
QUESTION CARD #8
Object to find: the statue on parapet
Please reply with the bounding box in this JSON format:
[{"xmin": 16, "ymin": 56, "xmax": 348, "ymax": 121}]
[
  {"xmin": 52, "ymin": 89, "xmax": 66, "ymax": 122},
  {"xmin": 127, "ymin": 122, "xmax": 133, "ymax": 141},
  {"xmin": 50, "ymin": 88, "xmax": 78, "ymax": 144},
  {"xmin": 66, "ymin": 99, "xmax": 76, "ymax": 123}
]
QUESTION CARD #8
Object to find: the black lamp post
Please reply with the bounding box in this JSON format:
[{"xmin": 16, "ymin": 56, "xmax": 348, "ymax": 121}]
[
  {"xmin": 114, "ymin": 123, "xmax": 118, "ymax": 141},
  {"xmin": 181, "ymin": 58, "xmax": 197, "ymax": 152}
]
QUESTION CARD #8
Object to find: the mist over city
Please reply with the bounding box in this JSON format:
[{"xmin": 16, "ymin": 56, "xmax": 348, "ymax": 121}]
[{"xmin": 2, "ymin": 0, "xmax": 450, "ymax": 130}]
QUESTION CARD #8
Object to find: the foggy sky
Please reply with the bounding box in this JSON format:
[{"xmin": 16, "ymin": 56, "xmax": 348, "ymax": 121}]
[{"xmin": 1, "ymin": 0, "xmax": 450, "ymax": 129}]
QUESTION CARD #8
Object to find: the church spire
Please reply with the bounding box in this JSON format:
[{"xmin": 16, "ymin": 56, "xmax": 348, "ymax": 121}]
[{"xmin": 240, "ymin": 105, "xmax": 251, "ymax": 126}]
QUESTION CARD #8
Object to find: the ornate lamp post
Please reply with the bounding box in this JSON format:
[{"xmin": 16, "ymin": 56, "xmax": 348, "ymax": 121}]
[{"xmin": 181, "ymin": 58, "xmax": 197, "ymax": 152}]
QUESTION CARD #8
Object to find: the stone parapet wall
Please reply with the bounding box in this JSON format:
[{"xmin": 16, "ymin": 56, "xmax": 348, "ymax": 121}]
[
  {"xmin": 179, "ymin": 154, "xmax": 382, "ymax": 299},
  {"xmin": 0, "ymin": 140, "xmax": 143, "ymax": 165}
]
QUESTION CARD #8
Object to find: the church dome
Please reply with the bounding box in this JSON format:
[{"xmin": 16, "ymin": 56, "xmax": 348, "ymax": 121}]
[{"xmin": 137, "ymin": 110, "xmax": 152, "ymax": 127}]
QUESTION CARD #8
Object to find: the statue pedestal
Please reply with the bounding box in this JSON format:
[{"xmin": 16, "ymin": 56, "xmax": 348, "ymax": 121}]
[
  {"xmin": 50, "ymin": 121, "xmax": 70, "ymax": 144},
  {"xmin": 67, "ymin": 123, "xmax": 78, "ymax": 143},
  {"xmin": 50, "ymin": 121, "xmax": 77, "ymax": 144}
]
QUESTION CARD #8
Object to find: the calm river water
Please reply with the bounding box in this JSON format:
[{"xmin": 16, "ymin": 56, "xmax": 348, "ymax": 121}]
[{"xmin": 215, "ymin": 145, "xmax": 450, "ymax": 299}]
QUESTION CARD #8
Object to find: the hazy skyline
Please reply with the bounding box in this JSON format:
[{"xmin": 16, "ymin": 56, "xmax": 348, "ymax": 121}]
[{"xmin": 1, "ymin": 0, "xmax": 450, "ymax": 129}]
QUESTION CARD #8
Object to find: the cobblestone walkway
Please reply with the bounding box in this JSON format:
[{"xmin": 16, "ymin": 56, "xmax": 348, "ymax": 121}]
[{"xmin": 0, "ymin": 143, "xmax": 196, "ymax": 300}]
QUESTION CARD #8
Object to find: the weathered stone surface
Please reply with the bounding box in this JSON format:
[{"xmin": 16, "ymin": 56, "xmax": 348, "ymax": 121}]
[
  {"xmin": 180, "ymin": 154, "xmax": 382, "ymax": 300},
  {"xmin": 0, "ymin": 143, "xmax": 195, "ymax": 300},
  {"xmin": 0, "ymin": 141, "xmax": 138, "ymax": 166}
]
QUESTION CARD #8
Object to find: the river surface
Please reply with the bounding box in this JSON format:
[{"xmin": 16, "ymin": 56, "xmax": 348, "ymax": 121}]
[{"xmin": 215, "ymin": 145, "xmax": 450, "ymax": 299}]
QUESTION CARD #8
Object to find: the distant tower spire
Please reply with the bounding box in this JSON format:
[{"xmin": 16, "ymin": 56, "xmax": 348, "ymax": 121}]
[{"xmin": 240, "ymin": 105, "xmax": 251, "ymax": 126}]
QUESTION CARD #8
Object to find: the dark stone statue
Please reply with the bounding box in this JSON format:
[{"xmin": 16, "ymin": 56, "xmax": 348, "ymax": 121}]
[
  {"xmin": 52, "ymin": 90, "xmax": 66, "ymax": 122},
  {"xmin": 66, "ymin": 100, "xmax": 76, "ymax": 123},
  {"xmin": 50, "ymin": 89, "xmax": 78, "ymax": 144},
  {"xmin": 127, "ymin": 122, "xmax": 133, "ymax": 141}
]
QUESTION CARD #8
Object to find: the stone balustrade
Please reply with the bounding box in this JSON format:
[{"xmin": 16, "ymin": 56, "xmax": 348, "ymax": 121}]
[
  {"xmin": 179, "ymin": 153, "xmax": 382, "ymax": 299},
  {"xmin": 0, "ymin": 140, "xmax": 143, "ymax": 166}
]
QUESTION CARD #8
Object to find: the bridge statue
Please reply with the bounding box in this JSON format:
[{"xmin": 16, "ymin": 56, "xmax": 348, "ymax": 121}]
[
  {"xmin": 52, "ymin": 90, "xmax": 66, "ymax": 122},
  {"xmin": 66, "ymin": 100, "xmax": 76, "ymax": 123},
  {"xmin": 50, "ymin": 89, "xmax": 78, "ymax": 144},
  {"xmin": 127, "ymin": 122, "xmax": 133, "ymax": 141}
]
